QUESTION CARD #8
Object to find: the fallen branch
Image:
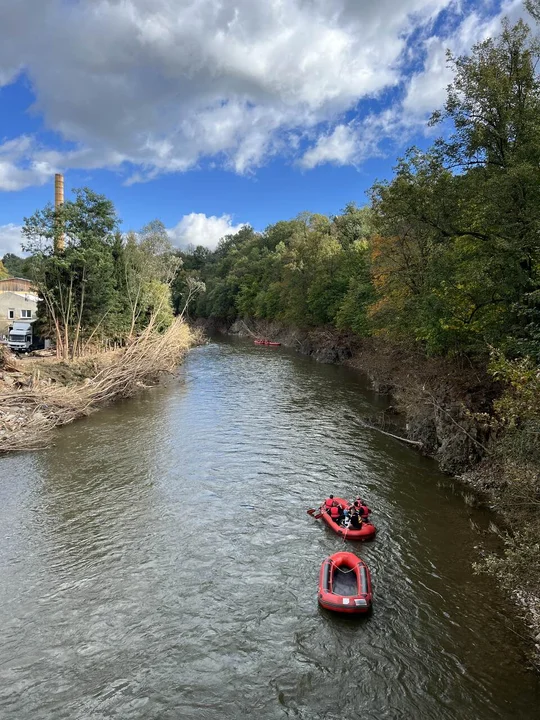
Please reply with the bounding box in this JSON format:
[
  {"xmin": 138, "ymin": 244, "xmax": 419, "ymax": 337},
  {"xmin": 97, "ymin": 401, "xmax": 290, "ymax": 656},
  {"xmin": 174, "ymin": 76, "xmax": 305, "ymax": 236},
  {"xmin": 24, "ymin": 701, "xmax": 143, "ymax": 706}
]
[
  {"xmin": 358, "ymin": 419, "xmax": 424, "ymax": 447},
  {"xmin": 239, "ymin": 320, "xmax": 258, "ymax": 338}
]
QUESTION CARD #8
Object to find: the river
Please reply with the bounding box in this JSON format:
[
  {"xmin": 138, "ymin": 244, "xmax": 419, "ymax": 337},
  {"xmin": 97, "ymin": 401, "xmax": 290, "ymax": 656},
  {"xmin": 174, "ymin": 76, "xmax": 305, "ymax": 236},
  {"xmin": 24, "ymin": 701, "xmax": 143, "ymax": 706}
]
[{"xmin": 0, "ymin": 338, "xmax": 538, "ymax": 719}]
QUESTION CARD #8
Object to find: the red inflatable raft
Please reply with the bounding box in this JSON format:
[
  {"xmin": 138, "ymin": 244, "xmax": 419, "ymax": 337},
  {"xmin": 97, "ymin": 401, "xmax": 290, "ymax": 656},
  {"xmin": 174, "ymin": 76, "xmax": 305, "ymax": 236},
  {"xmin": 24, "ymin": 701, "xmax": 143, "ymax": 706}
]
[
  {"xmin": 254, "ymin": 339, "xmax": 281, "ymax": 346},
  {"xmin": 318, "ymin": 551, "xmax": 372, "ymax": 614},
  {"xmin": 320, "ymin": 497, "xmax": 376, "ymax": 541}
]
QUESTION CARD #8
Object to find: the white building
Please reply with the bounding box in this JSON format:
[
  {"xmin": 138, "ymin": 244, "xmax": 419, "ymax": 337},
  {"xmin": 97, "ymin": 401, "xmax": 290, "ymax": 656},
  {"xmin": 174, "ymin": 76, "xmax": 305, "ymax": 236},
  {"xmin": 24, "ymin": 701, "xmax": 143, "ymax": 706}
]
[{"xmin": 0, "ymin": 278, "xmax": 39, "ymax": 339}]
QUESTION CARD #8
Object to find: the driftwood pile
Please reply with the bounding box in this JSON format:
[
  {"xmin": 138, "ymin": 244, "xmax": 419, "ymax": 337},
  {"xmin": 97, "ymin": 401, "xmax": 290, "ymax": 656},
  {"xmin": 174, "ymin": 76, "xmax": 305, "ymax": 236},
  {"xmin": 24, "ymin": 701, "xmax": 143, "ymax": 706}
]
[{"xmin": 0, "ymin": 320, "xmax": 194, "ymax": 454}]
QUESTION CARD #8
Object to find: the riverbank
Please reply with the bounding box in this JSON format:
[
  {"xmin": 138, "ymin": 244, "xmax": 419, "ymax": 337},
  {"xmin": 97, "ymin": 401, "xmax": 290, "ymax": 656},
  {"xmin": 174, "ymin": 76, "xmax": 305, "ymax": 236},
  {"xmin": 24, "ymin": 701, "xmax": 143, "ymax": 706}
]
[
  {"xmin": 0, "ymin": 320, "xmax": 197, "ymax": 455},
  {"xmin": 198, "ymin": 316, "xmax": 540, "ymax": 664}
]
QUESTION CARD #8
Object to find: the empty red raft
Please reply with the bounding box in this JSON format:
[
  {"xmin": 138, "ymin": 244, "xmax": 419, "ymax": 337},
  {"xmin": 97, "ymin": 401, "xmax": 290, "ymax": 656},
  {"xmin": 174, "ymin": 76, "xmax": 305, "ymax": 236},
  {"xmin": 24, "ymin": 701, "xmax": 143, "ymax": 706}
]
[
  {"xmin": 318, "ymin": 551, "xmax": 372, "ymax": 614},
  {"xmin": 321, "ymin": 497, "xmax": 376, "ymax": 541},
  {"xmin": 254, "ymin": 339, "xmax": 281, "ymax": 346}
]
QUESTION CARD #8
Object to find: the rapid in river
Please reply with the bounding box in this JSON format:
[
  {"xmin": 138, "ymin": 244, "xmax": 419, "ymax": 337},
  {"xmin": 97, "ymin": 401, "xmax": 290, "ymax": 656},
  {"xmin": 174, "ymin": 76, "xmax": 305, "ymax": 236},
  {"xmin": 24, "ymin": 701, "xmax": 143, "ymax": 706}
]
[{"xmin": 0, "ymin": 338, "xmax": 538, "ymax": 719}]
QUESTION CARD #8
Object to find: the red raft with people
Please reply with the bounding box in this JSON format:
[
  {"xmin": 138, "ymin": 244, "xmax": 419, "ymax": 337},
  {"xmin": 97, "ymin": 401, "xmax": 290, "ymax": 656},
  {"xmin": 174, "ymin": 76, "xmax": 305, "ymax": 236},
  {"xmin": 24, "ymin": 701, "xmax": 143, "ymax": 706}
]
[
  {"xmin": 318, "ymin": 551, "xmax": 372, "ymax": 614},
  {"xmin": 320, "ymin": 496, "xmax": 376, "ymax": 541},
  {"xmin": 254, "ymin": 339, "xmax": 281, "ymax": 346}
]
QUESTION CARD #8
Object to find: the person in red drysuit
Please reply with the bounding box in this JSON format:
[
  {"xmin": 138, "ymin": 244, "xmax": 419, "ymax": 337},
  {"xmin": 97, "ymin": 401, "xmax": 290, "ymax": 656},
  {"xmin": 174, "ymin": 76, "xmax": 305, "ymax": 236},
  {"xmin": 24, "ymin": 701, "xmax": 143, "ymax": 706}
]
[
  {"xmin": 329, "ymin": 504, "xmax": 341, "ymax": 522},
  {"xmin": 353, "ymin": 498, "xmax": 371, "ymax": 519},
  {"xmin": 324, "ymin": 495, "xmax": 335, "ymax": 512}
]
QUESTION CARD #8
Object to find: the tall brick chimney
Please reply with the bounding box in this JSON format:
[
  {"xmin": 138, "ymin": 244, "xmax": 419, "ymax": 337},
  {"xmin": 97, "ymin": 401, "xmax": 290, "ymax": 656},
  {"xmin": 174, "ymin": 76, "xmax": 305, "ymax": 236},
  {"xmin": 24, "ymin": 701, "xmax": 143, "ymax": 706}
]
[{"xmin": 54, "ymin": 173, "xmax": 65, "ymax": 253}]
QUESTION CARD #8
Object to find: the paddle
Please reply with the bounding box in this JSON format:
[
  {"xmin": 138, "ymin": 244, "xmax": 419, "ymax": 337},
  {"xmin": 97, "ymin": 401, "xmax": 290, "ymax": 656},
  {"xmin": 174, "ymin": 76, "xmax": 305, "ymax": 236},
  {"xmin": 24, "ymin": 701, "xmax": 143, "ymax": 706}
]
[{"xmin": 307, "ymin": 508, "xmax": 324, "ymax": 519}]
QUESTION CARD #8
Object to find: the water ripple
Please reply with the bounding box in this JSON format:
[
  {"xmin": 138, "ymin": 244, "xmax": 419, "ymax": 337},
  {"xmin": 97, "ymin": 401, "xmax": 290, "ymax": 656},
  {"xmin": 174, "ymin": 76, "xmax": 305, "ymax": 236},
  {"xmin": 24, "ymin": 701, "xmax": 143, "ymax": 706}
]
[{"xmin": 0, "ymin": 339, "xmax": 538, "ymax": 719}]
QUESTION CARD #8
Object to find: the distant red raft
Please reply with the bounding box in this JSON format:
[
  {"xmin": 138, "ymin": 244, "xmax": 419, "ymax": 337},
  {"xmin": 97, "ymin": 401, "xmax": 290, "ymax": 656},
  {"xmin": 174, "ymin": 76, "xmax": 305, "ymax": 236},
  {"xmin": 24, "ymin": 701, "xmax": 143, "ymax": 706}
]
[
  {"xmin": 254, "ymin": 339, "xmax": 281, "ymax": 346},
  {"xmin": 321, "ymin": 497, "xmax": 376, "ymax": 541},
  {"xmin": 318, "ymin": 551, "xmax": 372, "ymax": 614}
]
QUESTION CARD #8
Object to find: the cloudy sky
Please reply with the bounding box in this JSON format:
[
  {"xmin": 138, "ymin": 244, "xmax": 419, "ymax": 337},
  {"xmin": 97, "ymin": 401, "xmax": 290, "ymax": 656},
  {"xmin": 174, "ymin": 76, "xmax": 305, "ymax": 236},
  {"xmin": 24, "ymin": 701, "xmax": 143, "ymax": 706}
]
[{"xmin": 0, "ymin": 0, "xmax": 525, "ymax": 256}]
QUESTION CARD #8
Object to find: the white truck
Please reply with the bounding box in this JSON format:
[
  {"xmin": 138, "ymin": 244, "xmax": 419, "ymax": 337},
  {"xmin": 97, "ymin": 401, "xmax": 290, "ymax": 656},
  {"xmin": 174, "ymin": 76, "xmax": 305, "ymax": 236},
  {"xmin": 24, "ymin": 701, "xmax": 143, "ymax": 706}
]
[{"xmin": 7, "ymin": 322, "xmax": 45, "ymax": 353}]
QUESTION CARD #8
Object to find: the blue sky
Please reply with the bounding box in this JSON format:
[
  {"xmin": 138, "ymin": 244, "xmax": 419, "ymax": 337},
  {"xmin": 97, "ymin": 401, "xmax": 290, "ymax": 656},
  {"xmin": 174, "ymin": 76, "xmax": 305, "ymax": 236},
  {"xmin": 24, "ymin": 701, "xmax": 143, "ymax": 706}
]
[{"xmin": 0, "ymin": 0, "xmax": 523, "ymax": 255}]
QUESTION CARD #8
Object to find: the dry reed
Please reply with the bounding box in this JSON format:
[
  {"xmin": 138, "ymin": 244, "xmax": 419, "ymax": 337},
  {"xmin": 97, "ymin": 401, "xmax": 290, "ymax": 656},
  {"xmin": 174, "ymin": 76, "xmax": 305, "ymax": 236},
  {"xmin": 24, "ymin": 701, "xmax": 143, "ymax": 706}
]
[{"xmin": 0, "ymin": 320, "xmax": 195, "ymax": 454}]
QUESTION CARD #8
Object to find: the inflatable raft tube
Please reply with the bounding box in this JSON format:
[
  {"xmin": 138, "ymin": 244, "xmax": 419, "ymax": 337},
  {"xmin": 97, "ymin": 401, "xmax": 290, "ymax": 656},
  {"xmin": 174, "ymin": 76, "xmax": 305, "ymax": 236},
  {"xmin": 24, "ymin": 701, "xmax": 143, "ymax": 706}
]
[
  {"xmin": 318, "ymin": 551, "xmax": 372, "ymax": 614},
  {"xmin": 321, "ymin": 497, "xmax": 376, "ymax": 541}
]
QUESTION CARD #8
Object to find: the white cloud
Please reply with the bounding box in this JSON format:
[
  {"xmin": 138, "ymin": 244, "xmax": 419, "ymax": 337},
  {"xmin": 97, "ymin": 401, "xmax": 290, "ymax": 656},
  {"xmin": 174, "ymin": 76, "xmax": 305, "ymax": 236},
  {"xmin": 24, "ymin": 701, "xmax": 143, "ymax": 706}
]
[
  {"xmin": 402, "ymin": 38, "xmax": 453, "ymax": 118},
  {"xmin": 167, "ymin": 213, "xmax": 246, "ymax": 250},
  {"xmin": 300, "ymin": 125, "xmax": 358, "ymax": 169},
  {"xmin": 300, "ymin": 0, "xmax": 525, "ymax": 168},
  {"xmin": 0, "ymin": 224, "xmax": 24, "ymax": 258},
  {"xmin": 0, "ymin": 0, "xmax": 461, "ymax": 186},
  {"xmin": 402, "ymin": 1, "xmax": 524, "ymax": 119},
  {"xmin": 0, "ymin": 215, "xmax": 245, "ymax": 257},
  {"xmin": 0, "ymin": 136, "xmax": 59, "ymax": 191},
  {"xmin": 0, "ymin": 0, "xmax": 526, "ymax": 183},
  {"xmin": 299, "ymin": 109, "xmax": 408, "ymax": 168}
]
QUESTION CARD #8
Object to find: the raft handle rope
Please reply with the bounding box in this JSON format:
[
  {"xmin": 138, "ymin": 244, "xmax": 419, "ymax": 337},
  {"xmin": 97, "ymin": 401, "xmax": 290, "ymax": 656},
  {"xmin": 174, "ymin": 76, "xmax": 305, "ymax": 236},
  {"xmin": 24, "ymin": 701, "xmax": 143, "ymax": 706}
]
[{"xmin": 328, "ymin": 560, "xmax": 361, "ymax": 574}]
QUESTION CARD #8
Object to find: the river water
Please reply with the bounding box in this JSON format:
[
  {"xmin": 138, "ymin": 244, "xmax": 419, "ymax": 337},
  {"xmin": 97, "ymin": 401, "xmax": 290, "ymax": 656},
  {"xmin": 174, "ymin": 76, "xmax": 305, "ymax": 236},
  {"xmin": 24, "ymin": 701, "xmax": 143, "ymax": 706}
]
[{"xmin": 0, "ymin": 339, "xmax": 538, "ymax": 719}]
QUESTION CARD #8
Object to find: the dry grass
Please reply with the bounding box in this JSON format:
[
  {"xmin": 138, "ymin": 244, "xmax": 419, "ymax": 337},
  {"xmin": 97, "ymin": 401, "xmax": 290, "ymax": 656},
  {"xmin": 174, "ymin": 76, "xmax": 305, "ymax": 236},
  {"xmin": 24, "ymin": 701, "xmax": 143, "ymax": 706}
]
[
  {"xmin": 0, "ymin": 344, "xmax": 20, "ymax": 373},
  {"xmin": 0, "ymin": 320, "xmax": 196, "ymax": 454}
]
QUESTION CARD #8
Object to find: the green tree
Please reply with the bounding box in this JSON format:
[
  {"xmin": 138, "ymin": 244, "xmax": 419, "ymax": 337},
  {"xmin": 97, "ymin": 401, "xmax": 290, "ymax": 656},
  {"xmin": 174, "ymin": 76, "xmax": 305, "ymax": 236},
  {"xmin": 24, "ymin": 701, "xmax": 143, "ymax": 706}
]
[
  {"xmin": 2, "ymin": 254, "xmax": 36, "ymax": 279},
  {"xmin": 22, "ymin": 188, "xmax": 121, "ymax": 358},
  {"xmin": 1, "ymin": 253, "xmax": 27, "ymax": 277},
  {"xmin": 369, "ymin": 8, "xmax": 540, "ymax": 355},
  {"xmin": 429, "ymin": 12, "xmax": 540, "ymax": 351},
  {"xmin": 123, "ymin": 221, "xmax": 181, "ymax": 336}
]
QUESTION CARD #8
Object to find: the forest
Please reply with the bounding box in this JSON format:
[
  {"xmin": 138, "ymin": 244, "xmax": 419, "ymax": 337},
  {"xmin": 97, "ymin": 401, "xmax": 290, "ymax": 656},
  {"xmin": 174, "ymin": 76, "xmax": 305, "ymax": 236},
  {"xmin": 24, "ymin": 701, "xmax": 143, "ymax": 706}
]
[{"xmin": 3, "ymin": 10, "xmax": 540, "ymax": 368}]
